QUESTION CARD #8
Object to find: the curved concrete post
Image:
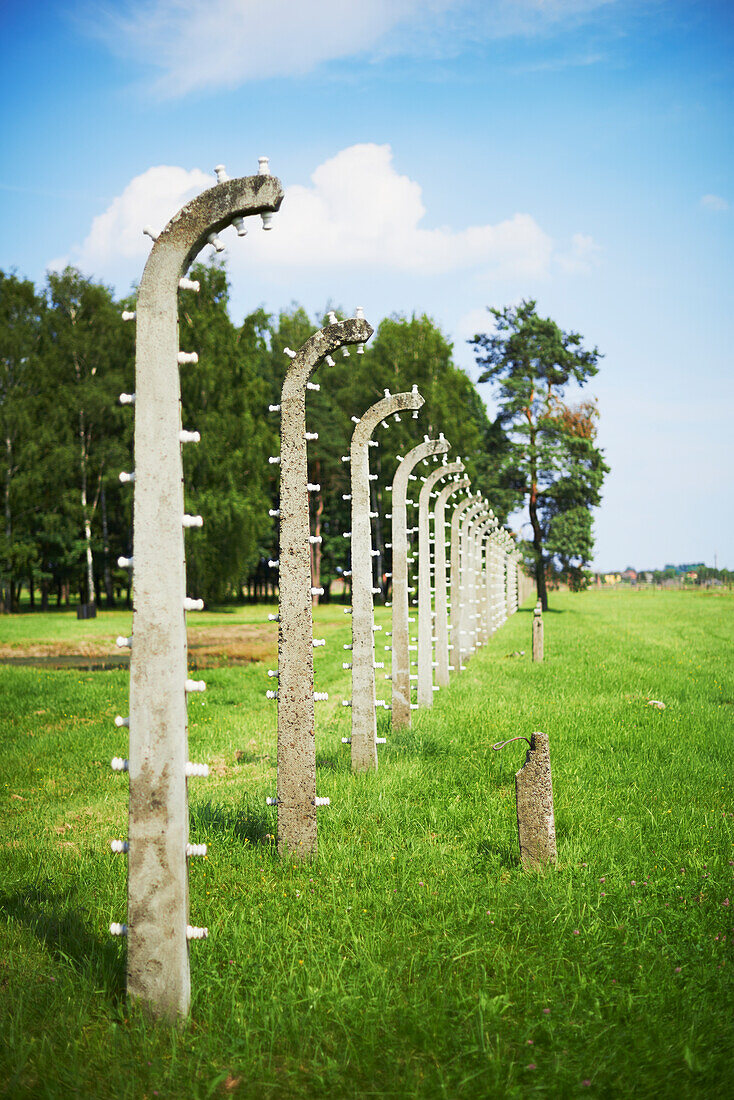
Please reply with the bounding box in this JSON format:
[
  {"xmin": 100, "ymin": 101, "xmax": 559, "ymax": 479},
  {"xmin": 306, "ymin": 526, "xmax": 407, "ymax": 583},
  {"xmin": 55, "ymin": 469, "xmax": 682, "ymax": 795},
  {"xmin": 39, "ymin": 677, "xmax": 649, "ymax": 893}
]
[
  {"xmin": 127, "ymin": 170, "xmax": 284, "ymax": 1020},
  {"xmin": 457, "ymin": 500, "xmax": 487, "ymax": 668},
  {"xmin": 472, "ymin": 515, "xmax": 496, "ymax": 648},
  {"xmin": 390, "ymin": 436, "xmax": 450, "ymax": 726},
  {"xmin": 464, "ymin": 508, "xmax": 492, "ymax": 657},
  {"xmin": 348, "ymin": 389, "xmax": 424, "ymax": 771},
  {"xmin": 417, "ymin": 461, "xmax": 463, "ymax": 707},
  {"xmin": 448, "ymin": 494, "xmax": 480, "ymax": 674},
  {"xmin": 434, "ymin": 477, "xmax": 470, "ymax": 686},
  {"xmin": 486, "ymin": 530, "xmax": 505, "ymax": 635},
  {"xmin": 481, "ymin": 523, "xmax": 500, "ymax": 639},
  {"xmin": 277, "ymin": 315, "xmax": 373, "ymax": 856}
]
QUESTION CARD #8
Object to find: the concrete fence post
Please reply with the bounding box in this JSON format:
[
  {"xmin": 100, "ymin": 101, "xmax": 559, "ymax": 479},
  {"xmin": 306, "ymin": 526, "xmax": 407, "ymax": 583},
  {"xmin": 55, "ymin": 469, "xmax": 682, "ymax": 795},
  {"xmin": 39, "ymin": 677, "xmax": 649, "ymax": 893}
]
[
  {"xmin": 448, "ymin": 494, "xmax": 480, "ymax": 674},
  {"xmin": 434, "ymin": 476, "xmax": 470, "ymax": 687},
  {"xmin": 390, "ymin": 436, "xmax": 450, "ymax": 726},
  {"xmin": 532, "ymin": 600, "xmax": 544, "ymax": 661},
  {"xmin": 417, "ymin": 460, "xmax": 464, "ymax": 708},
  {"xmin": 457, "ymin": 500, "xmax": 488, "ymax": 668},
  {"xmin": 346, "ymin": 389, "xmax": 423, "ymax": 770},
  {"xmin": 119, "ymin": 165, "xmax": 284, "ymax": 1020},
  {"xmin": 274, "ymin": 314, "xmax": 373, "ymax": 857},
  {"xmin": 515, "ymin": 732, "xmax": 557, "ymax": 867}
]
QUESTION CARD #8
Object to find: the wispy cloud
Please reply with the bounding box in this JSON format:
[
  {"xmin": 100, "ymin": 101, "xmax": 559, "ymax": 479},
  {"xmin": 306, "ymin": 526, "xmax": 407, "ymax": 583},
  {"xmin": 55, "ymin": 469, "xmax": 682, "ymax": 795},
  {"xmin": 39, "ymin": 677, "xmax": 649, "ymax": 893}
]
[
  {"xmin": 84, "ymin": 0, "xmax": 621, "ymax": 98},
  {"xmin": 700, "ymin": 193, "xmax": 729, "ymax": 212}
]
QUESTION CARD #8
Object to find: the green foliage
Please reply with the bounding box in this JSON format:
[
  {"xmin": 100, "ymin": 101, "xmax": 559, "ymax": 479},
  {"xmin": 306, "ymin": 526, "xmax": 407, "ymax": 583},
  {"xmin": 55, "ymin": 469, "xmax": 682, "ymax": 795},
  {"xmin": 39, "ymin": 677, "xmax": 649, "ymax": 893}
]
[
  {"xmin": 1, "ymin": 590, "xmax": 733, "ymax": 1096},
  {"xmin": 470, "ymin": 299, "xmax": 609, "ymax": 606}
]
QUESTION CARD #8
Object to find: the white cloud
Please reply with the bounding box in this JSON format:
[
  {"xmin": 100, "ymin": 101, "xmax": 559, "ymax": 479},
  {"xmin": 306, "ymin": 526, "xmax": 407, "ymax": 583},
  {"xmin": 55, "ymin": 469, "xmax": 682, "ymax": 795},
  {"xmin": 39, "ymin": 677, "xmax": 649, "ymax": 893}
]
[
  {"xmin": 555, "ymin": 232, "xmax": 602, "ymax": 274},
  {"xmin": 48, "ymin": 165, "xmax": 212, "ymax": 278},
  {"xmin": 51, "ymin": 145, "xmax": 562, "ymax": 289},
  {"xmin": 85, "ymin": 0, "xmax": 619, "ymax": 98},
  {"xmin": 700, "ymin": 193, "xmax": 729, "ymax": 212},
  {"xmin": 241, "ymin": 144, "xmax": 553, "ymax": 280}
]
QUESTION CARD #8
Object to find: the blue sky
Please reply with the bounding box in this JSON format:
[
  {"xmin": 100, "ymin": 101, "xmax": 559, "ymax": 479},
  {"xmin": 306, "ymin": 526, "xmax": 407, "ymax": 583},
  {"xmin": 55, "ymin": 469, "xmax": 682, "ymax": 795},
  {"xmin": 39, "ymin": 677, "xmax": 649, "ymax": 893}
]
[{"xmin": 1, "ymin": 0, "xmax": 732, "ymax": 570}]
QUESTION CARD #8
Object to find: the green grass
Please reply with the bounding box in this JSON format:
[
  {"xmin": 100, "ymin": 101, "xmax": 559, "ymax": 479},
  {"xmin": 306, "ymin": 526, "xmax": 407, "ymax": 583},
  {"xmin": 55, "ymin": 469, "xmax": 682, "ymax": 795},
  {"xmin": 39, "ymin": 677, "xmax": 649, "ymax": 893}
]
[{"xmin": 1, "ymin": 589, "xmax": 733, "ymax": 1098}]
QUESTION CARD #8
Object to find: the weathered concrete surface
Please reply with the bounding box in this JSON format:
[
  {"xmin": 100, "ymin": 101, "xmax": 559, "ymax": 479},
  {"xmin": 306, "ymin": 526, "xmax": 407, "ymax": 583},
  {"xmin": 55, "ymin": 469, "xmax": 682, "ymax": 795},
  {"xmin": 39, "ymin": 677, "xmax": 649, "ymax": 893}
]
[
  {"xmin": 391, "ymin": 437, "xmax": 450, "ymax": 725},
  {"xmin": 278, "ymin": 316, "xmax": 373, "ymax": 853},
  {"xmin": 349, "ymin": 391, "xmax": 423, "ymax": 770},
  {"xmin": 434, "ymin": 477, "xmax": 469, "ymax": 687},
  {"xmin": 416, "ymin": 461, "xmax": 463, "ymax": 708},
  {"xmin": 532, "ymin": 601, "xmax": 544, "ymax": 662},
  {"xmin": 515, "ymin": 732, "xmax": 557, "ymax": 867},
  {"xmin": 471, "ymin": 516, "xmax": 495, "ymax": 649},
  {"xmin": 448, "ymin": 494, "xmax": 478, "ymax": 674},
  {"xmin": 129, "ymin": 173, "xmax": 284, "ymax": 1020}
]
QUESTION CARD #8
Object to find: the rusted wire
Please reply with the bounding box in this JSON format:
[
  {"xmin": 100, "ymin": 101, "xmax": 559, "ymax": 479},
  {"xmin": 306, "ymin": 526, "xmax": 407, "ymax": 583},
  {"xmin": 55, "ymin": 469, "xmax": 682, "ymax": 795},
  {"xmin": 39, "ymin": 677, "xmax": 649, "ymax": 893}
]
[{"xmin": 492, "ymin": 735, "xmax": 532, "ymax": 751}]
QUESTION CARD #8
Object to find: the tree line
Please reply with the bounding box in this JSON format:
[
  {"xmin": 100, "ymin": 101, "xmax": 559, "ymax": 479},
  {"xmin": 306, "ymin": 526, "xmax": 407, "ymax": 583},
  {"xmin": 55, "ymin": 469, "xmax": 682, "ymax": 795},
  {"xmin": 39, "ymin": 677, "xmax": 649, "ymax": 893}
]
[{"xmin": 0, "ymin": 260, "xmax": 607, "ymax": 612}]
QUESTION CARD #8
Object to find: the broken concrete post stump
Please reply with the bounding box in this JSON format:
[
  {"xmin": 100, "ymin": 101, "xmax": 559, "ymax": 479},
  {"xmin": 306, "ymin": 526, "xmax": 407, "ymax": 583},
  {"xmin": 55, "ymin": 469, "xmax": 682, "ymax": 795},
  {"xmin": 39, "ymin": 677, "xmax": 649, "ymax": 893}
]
[
  {"xmin": 515, "ymin": 732, "xmax": 557, "ymax": 868},
  {"xmin": 532, "ymin": 601, "xmax": 544, "ymax": 662}
]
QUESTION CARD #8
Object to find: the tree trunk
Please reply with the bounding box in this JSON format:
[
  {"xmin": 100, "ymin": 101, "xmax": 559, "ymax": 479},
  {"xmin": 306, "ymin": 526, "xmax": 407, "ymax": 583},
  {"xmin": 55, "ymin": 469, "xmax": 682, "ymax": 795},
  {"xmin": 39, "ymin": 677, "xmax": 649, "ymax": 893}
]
[
  {"xmin": 528, "ymin": 494, "xmax": 548, "ymax": 611},
  {"xmin": 4, "ymin": 435, "xmax": 12, "ymax": 612}
]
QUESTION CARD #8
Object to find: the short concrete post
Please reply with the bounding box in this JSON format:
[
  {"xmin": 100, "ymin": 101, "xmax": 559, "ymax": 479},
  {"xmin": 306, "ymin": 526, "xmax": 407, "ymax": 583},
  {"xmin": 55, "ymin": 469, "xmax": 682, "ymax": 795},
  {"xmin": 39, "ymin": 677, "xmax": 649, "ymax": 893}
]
[
  {"xmin": 123, "ymin": 166, "xmax": 284, "ymax": 1020},
  {"xmin": 515, "ymin": 733, "xmax": 557, "ymax": 867},
  {"xmin": 348, "ymin": 389, "xmax": 423, "ymax": 769},
  {"xmin": 390, "ymin": 436, "xmax": 450, "ymax": 725},
  {"xmin": 448, "ymin": 494, "xmax": 480, "ymax": 673},
  {"xmin": 434, "ymin": 476, "xmax": 470, "ymax": 686},
  {"xmin": 532, "ymin": 600, "xmax": 544, "ymax": 661},
  {"xmin": 417, "ymin": 459, "xmax": 463, "ymax": 708},
  {"xmin": 276, "ymin": 315, "xmax": 373, "ymax": 857}
]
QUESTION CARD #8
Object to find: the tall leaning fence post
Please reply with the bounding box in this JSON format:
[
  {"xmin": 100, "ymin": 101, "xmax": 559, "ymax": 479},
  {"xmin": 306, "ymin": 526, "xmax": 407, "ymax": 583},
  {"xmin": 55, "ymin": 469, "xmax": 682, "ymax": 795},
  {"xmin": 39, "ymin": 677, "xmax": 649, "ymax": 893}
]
[
  {"xmin": 417, "ymin": 459, "xmax": 464, "ymax": 708},
  {"xmin": 272, "ymin": 314, "xmax": 373, "ymax": 858},
  {"xmin": 493, "ymin": 732, "xmax": 557, "ymax": 869},
  {"xmin": 390, "ymin": 435, "xmax": 450, "ymax": 726},
  {"xmin": 115, "ymin": 163, "xmax": 284, "ymax": 1021},
  {"xmin": 434, "ymin": 476, "xmax": 470, "ymax": 687},
  {"xmin": 344, "ymin": 387, "xmax": 424, "ymax": 770}
]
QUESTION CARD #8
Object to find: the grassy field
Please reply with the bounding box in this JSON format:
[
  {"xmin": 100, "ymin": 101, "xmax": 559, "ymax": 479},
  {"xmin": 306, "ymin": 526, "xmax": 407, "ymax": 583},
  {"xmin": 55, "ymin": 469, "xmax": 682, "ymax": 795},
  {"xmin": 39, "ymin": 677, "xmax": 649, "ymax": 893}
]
[{"xmin": 1, "ymin": 589, "xmax": 732, "ymax": 1098}]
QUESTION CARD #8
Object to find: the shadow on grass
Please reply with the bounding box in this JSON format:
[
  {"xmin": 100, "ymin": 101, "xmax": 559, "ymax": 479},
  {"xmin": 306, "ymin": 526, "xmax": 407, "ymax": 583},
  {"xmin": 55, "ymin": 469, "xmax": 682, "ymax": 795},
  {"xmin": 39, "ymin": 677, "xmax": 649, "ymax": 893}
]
[
  {"xmin": 473, "ymin": 839, "xmax": 520, "ymax": 872},
  {"xmin": 0, "ymin": 883, "xmax": 125, "ymax": 1001},
  {"xmin": 191, "ymin": 799, "xmax": 275, "ymax": 848},
  {"xmin": 315, "ymin": 751, "xmax": 350, "ymax": 772},
  {"xmin": 388, "ymin": 731, "xmax": 451, "ymax": 759}
]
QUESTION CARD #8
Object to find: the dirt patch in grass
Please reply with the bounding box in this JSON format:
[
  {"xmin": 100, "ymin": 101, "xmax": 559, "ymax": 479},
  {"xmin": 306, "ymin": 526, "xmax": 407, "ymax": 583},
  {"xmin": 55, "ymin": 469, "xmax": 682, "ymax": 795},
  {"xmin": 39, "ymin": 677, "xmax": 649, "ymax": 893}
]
[{"xmin": 0, "ymin": 624, "xmax": 277, "ymax": 668}]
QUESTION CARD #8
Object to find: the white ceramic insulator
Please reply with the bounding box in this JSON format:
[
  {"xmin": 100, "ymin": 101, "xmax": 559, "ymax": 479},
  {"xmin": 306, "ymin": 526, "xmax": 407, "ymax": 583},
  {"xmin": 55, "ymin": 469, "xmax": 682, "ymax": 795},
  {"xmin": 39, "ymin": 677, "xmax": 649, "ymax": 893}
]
[
  {"xmin": 266, "ymin": 796, "xmax": 278, "ymax": 806},
  {"xmin": 111, "ymin": 757, "xmax": 128, "ymax": 772},
  {"xmin": 371, "ymin": 550, "xmax": 379, "ymax": 557},
  {"xmin": 207, "ymin": 233, "xmax": 225, "ymax": 252},
  {"xmin": 341, "ymin": 455, "xmax": 350, "ymax": 463},
  {"xmin": 393, "ymin": 413, "xmax": 401, "ymax": 422},
  {"xmin": 186, "ymin": 926, "xmax": 209, "ymax": 940},
  {"xmin": 284, "ymin": 347, "xmax": 297, "ymax": 359},
  {"xmin": 410, "ymin": 674, "xmax": 418, "ymax": 680},
  {"xmin": 341, "ymin": 737, "xmax": 351, "ymax": 744},
  {"xmin": 325, "ymin": 355, "xmax": 335, "ymax": 366},
  {"xmin": 266, "ymin": 689, "xmax": 278, "ymax": 699},
  {"xmin": 343, "ymin": 643, "xmax": 353, "ymax": 650},
  {"xmin": 178, "ymin": 351, "xmax": 199, "ymax": 365},
  {"xmin": 232, "ymin": 217, "xmax": 247, "ymax": 237},
  {"xmin": 185, "ymin": 679, "xmax": 206, "ymax": 693},
  {"xmin": 368, "ymin": 474, "xmax": 377, "ymax": 481},
  {"xmin": 341, "ymin": 345, "xmax": 350, "ymax": 357},
  {"xmin": 268, "ymin": 456, "xmax": 281, "ymax": 464},
  {"xmin": 268, "ymin": 614, "xmax": 280, "ymax": 621},
  {"xmin": 307, "ymin": 483, "xmax": 321, "ymax": 492},
  {"xmin": 409, "ymin": 644, "xmax": 417, "ymax": 651},
  {"xmin": 180, "ymin": 430, "xmax": 200, "ymax": 443},
  {"xmin": 433, "ymin": 685, "xmax": 440, "ymax": 692},
  {"xmin": 314, "ymin": 692, "xmax": 328, "ymax": 701},
  {"xmin": 384, "ymin": 645, "xmax": 392, "ymax": 651},
  {"xmin": 314, "ymin": 797, "xmax": 330, "ymax": 806},
  {"xmin": 342, "ymin": 700, "xmax": 352, "ymax": 707},
  {"xmin": 119, "ymin": 471, "xmax": 135, "ymax": 484},
  {"xmin": 371, "ymin": 587, "xmax": 381, "ymax": 594},
  {"xmin": 343, "ymin": 570, "xmax": 352, "ymax": 577},
  {"xmin": 121, "ymin": 311, "xmax": 136, "ymax": 321},
  {"xmin": 374, "ymin": 661, "xmax": 384, "ymax": 669},
  {"xmin": 119, "ymin": 393, "xmax": 135, "ymax": 405},
  {"xmin": 411, "ymin": 704, "xmax": 419, "ymax": 710},
  {"xmin": 267, "ymin": 669, "xmax": 279, "ymax": 678},
  {"xmin": 328, "ymin": 311, "xmax": 338, "ymax": 324},
  {"xmin": 376, "ymin": 736, "xmax": 387, "ymax": 743},
  {"xmin": 179, "ymin": 277, "xmax": 200, "ymax": 292},
  {"xmin": 343, "ymin": 531, "xmax": 351, "ymax": 539},
  {"xmin": 110, "ymin": 923, "xmax": 128, "ymax": 936},
  {"xmin": 114, "ymin": 715, "xmax": 129, "ymax": 728},
  {"xmin": 313, "ymin": 638, "xmax": 325, "ymax": 647},
  {"xmin": 342, "ymin": 494, "xmax": 351, "ymax": 501},
  {"xmin": 310, "ymin": 586, "xmax": 324, "ymax": 596},
  {"xmin": 258, "ymin": 156, "xmax": 270, "ymax": 175},
  {"xmin": 372, "ymin": 624, "xmax": 382, "ymax": 632},
  {"xmin": 343, "ymin": 607, "xmax": 353, "ymax": 615},
  {"xmin": 184, "ymin": 598, "xmax": 204, "ymax": 611},
  {"xmin": 110, "ymin": 839, "xmax": 129, "ymax": 853},
  {"xmin": 357, "ymin": 345, "xmax": 364, "ymax": 354},
  {"xmin": 182, "ymin": 515, "xmax": 203, "ymax": 527},
  {"xmin": 304, "ymin": 432, "xmax": 318, "ymax": 441},
  {"xmin": 269, "ymin": 509, "xmax": 280, "ymax": 518},
  {"xmin": 116, "ymin": 635, "xmax": 132, "ymax": 648},
  {"xmin": 342, "ymin": 662, "xmax": 352, "ymax": 670},
  {"xmin": 268, "ymin": 559, "xmax": 279, "ymax": 568},
  {"xmin": 187, "ymin": 843, "xmax": 208, "ymax": 857},
  {"xmin": 261, "ymin": 212, "xmax": 274, "ymax": 230},
  {"xmin": 214, "ymin": 164, "xmax": 229, "ymax": 182},
  {"xmin": 351, "ymin": 415, "xmax": 361, "ymax": 424},
  {"xmin": 268, "ymin": 404, "xmax": 281, "ymax": 412},
  {"xmin": 143, "ymin": 225, "xmax": 158, "ymax": 241},
  {"xmin": 185, "ymin": 762, "xmax": 210, "ymax": 777},
  {"xmin": 306, "ymin": 382, "xmax": 320, "ymax": 391}
]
